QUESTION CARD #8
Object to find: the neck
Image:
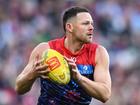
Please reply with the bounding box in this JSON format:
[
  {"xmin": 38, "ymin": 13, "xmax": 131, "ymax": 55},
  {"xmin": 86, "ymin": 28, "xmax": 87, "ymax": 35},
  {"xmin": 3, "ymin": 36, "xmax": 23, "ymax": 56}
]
[{"xmin": 64, "ymin": 34, "xmax": 84, "ymax": 54}]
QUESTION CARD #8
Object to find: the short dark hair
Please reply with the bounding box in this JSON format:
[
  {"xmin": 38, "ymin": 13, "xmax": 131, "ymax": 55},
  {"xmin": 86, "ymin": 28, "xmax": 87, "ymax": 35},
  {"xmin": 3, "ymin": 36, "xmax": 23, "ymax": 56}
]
[{"xmin": 62, "ymin": 6, "xmax": 89, "ymax": 32}]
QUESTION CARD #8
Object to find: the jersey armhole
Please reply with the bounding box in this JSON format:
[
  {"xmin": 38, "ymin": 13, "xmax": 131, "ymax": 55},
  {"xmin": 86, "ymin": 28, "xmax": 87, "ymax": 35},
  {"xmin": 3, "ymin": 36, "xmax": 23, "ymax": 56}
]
[{"xmin": 91, "ymin": 44, "xmax": 99, "ymax": 66}]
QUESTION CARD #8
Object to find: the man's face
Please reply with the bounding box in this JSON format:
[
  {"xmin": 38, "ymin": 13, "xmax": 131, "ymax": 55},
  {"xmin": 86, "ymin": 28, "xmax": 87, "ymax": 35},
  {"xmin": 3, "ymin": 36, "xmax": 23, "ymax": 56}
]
[{"xmin": 72, "ymin": 12, "xmax": 94, "ymax": 43}]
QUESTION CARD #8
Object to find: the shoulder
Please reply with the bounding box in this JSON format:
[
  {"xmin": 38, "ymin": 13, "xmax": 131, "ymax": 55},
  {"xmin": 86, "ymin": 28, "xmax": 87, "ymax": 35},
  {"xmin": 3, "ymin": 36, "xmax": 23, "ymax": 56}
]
[
  {"xmin": 48, "ymin": 37, "xmax": 64, "ymax": 49},
  {"xmin": 96, "ymin": 45, "xmax": 109, "ymax": 56},
  {"xmin": 33, "ymin": 42, "xmax": 50, "ymax": 54},
  {"xmin": 95, "ymin": 45, "xmax": 109, "ymax": 64},
  {"xmin": 48, "ymin": 37, "xmax": 63, "ymax": 45},
  {"xmin": 29, "ymin": 42, "xmax": 50, "ymax": 61},
  {"xmin": 31, "ymin": 37, "xmax": 63, "ymax": 58}
]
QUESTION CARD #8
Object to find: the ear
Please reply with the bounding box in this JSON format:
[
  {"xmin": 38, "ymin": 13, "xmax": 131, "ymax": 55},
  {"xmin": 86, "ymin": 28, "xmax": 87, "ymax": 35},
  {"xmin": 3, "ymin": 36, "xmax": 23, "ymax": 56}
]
[{"xmin": 65, "ymin": 23, "xmax": 73, "ymax": 33}]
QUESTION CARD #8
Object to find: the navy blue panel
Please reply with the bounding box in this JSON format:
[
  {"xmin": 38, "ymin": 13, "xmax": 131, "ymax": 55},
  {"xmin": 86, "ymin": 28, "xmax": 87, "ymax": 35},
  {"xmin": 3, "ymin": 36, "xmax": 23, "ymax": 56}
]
[{"xmin": 77, "ymin": 64, "xmax": 94, "ymax": 75}]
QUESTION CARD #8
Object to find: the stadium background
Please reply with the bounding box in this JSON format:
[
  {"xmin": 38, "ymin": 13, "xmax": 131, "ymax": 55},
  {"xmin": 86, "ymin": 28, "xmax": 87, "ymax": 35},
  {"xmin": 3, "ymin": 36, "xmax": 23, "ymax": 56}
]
[{"xmin": 0, "ymin": 0, "xmax": 140, "ymax": 105}]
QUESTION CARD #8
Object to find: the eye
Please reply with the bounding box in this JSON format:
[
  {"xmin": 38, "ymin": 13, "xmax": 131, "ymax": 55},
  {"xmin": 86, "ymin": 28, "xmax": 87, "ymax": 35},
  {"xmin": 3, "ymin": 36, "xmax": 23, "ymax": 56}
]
[
  {"xmin": 82, "ymin": 21, "xmax": 93, "ymax": 26},
  {"xmin": 82, "ymin": 22, "xmax": 89, "ymax": 25}
]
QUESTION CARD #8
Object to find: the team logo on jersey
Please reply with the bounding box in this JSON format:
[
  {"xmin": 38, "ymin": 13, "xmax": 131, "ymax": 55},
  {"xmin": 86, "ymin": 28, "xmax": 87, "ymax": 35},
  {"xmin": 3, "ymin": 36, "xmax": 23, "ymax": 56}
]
[
  {"xmin": 83, "ymin": 65, "xmax": 88, "ymax": 71},
  {"xmin": 77, "ymin": 64, "xmax": 94, "ymax": 74}
]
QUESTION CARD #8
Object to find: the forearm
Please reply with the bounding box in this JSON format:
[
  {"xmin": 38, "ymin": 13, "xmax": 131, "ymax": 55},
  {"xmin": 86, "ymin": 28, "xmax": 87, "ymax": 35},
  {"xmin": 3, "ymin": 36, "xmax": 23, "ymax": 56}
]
[
  {"xmin": 78, "ymin": 76, "xmax": 111, "ymax": 103},
  {"xmin": 15, "ymin": 72, "xmax": 36, "ymax": 95},
  {"xmin": 15, "ymin": 66, "xmax": 37, "ymax": 94},
  {"xmin": 15, "ymin": 72, "xmax": 37, "ymax": 94}
]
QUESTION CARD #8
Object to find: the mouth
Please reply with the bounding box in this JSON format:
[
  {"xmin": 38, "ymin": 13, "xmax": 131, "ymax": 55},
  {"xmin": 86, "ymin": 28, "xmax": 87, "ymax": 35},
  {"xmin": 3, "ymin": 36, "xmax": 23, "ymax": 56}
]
[
  {"xmin": 87, "ymin": 33, "xmax": 93, "ymax": 37},
  {"xmin": 87, "ymin": 33, "xmax": 93, "ymax": 35},
  {"xmin": 87, "ymin": 31, "xmax": 93, "ymax": 36},
  {"xmin": 86, "ymin": 34, "xmax": 93, "ymax": 40}
]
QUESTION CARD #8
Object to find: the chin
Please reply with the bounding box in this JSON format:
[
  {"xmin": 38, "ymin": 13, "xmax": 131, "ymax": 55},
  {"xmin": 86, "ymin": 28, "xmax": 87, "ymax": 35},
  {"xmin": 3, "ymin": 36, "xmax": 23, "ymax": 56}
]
[
  {"xmin": 87, "ymin": 38, "xmax": 93, "ymax": 43},
  {"xmin": 79, "ymin": 37, "xmax": 93, "ymax": 44},
  {"xmin": 84, "ymin": 40, "xmax": 92, "ymax": 44}
]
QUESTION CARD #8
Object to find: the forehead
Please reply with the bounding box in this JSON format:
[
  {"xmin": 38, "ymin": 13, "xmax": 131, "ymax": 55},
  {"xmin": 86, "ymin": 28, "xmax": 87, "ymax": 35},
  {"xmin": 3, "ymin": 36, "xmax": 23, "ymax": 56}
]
[{"xmin": 76, "ymin": 12, "xmax": 93, "ymax": 22}]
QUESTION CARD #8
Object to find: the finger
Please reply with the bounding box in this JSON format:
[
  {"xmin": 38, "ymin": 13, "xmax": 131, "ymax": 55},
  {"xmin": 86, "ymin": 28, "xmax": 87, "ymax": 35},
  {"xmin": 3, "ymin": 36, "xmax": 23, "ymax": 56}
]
[
  {"xmin": 64, "ymin": 56, "xmax": 74, "ymax": 63},
  {"xmin": 41, "ymin": 75, "xmax": 50, "ymax": 80},
  {"xmin": 38, "ymin": 70, "xmax": 50, "ymax": 75},
  {"xmin": 35, "ymin": 64, "xmax": 48, "ymax": 71},
  {"xmin": 35, "ymin": 54, "xmax": 41, "ymax": 64},
  {"xmin": 64, "ymin": 56, "xmax": 71, "ymax": 61},
  {"xmin": 68, "ymin": 62, "xmax": 77, "ymax": 68},
  {"xmin": 34, "ymin": 54, "xmax": 45, "ymax": 65},
  {"xmin": 34, "ymin": 58, "xmax": 44, "ymax": 66}
]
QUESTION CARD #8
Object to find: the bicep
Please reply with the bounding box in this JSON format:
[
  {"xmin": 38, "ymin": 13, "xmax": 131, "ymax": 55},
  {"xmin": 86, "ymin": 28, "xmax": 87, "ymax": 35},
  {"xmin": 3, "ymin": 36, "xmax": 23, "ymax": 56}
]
[
  {"xmin": 94, "ymin": 46, "xmax": 111, "ymax": 88},
  {"xmin": 20, "ymin": 42, "xmax": 50, "ymax": 75}
]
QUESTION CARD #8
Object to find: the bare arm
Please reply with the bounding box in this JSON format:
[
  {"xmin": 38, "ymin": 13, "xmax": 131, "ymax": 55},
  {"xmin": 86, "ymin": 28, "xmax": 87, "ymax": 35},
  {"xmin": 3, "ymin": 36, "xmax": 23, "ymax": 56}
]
[
  {"xmin": 15, "ymin": 43, "xmax": 50, "ymax": 94},
  {"xmin": 79, "ymin": 46, "xmax": 111, "ymax": 102},
  {"xmin": 66, "ymin": 45, "xmax": 111, "ymax": 102}
]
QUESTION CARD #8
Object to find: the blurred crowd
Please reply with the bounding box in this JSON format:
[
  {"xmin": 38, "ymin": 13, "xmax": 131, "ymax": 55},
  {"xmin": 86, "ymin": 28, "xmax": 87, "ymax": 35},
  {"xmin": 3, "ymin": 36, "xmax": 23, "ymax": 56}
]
[{"xmin": 0, "ymin": 0, "xmax": 140, "ymax": 105}]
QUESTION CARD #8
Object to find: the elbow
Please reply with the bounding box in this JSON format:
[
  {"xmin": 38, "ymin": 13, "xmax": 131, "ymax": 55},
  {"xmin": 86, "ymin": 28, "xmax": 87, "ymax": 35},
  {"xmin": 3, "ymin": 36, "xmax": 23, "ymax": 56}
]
[
  {"xmin": 100, "ymin": 90, "xmax": 111, "ymax": 103},
  {"xmin": 101, "ymin": 94, "xmax": 110, "ymax": 103},
  {"xmin": 15, "ymin": 80, "xmax": 22, "ymax": 95},
  {"xmin": 15, "ymin": 85, "xmax": 24, "ymax": 95},
  {"xmin": 15, "ymin": 80, "xmax": 27, "ymax": 95},
  {"xmin": 100, "ymin": 84, "xmax": 112, "ymax": 103},
  {"xmin": 15, "ymin": 86, "xmax": 29, "ymax": 95}
]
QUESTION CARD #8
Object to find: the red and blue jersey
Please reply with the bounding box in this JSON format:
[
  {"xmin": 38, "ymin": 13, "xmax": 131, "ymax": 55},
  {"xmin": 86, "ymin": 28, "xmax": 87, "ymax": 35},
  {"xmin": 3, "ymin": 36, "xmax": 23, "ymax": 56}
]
[{"xmin": 38, "ymin": 37, "xmax": 98, "ymax": 105}]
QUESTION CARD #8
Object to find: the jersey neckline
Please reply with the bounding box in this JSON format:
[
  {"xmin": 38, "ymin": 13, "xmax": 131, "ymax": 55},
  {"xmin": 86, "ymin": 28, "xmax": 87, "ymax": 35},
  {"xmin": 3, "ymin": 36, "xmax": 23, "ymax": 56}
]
[{"xmin": 60, "ymin": 36, "xmax": 86, "ymax": 56}]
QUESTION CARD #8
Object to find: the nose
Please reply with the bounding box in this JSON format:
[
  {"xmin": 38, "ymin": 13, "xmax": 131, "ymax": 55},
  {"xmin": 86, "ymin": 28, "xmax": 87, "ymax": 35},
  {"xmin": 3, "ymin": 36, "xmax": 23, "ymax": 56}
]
[{"xmin": 89, "ymin": 24, "xmax": 94, "ymax": 31}]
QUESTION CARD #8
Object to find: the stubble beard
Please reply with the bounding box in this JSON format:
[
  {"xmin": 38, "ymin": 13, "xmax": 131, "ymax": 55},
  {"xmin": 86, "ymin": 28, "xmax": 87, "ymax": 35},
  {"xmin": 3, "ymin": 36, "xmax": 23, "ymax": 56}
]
[
  {"xmin": 84, "ymin": 35, "xmax": 93, "ymax": 43},
  {"xmin": 78, "ymin": 37, "xmax": 93, "ymax": 44}
]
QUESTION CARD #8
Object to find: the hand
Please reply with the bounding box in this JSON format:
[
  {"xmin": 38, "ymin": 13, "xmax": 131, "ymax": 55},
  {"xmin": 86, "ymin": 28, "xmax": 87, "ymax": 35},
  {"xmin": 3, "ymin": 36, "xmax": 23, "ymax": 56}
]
[
  {"xmin": 64, "ymin": 56, "xmax": 82, "ymax": 82},
  {"xmin": 30, "ymin": 54, "xmax": 50, "ymax": 80}
]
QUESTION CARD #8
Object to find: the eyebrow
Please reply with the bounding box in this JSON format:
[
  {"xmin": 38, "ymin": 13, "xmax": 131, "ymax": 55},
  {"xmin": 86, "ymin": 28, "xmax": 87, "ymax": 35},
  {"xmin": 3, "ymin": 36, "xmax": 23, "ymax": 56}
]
[{"xmin": 81, "ymin": 20, "xmax": 94, "ymax": 24}]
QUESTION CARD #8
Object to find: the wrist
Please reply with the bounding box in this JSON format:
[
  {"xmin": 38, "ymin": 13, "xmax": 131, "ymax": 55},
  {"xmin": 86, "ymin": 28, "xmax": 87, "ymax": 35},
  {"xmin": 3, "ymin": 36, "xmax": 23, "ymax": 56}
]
[{"xmin": 75, "ymin": 75, "xmax": 83, "ymax": 83}]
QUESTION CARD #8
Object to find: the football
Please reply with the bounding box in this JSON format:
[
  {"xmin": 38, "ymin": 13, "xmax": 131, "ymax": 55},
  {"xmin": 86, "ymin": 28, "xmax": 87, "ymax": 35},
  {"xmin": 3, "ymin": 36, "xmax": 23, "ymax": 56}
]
[{"xmin": 42, "ymin": 49, "xmax": 70, "ymax": 85}]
